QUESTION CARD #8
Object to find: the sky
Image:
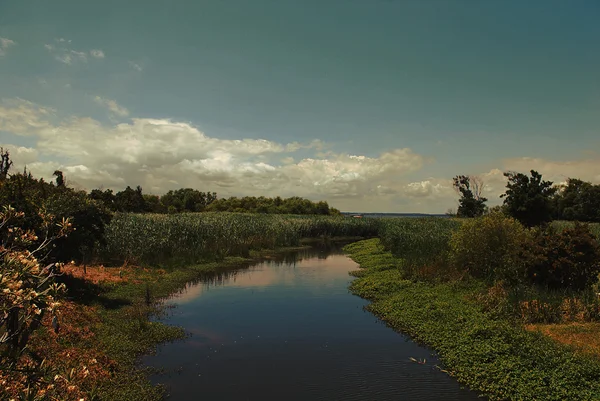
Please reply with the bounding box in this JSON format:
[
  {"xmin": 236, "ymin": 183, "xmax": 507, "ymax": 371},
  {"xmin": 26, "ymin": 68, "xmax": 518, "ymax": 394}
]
[{"xmin": 1, "ymin": 0, "xmax": 599, "ymax": 213}]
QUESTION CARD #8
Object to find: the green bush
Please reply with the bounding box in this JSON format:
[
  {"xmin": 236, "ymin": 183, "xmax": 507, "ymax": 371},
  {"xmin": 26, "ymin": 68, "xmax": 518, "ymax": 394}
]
[
  {"xmin": 43, "ymin": 190, "xmax": 112, "ymax": 262},
  {"xmin": 449, "ymin": 212, "xmax": 531, "ymax": 284},
  {"xmin": 524, "ymin": 223, "xmax": 600, "ymax": 290}
]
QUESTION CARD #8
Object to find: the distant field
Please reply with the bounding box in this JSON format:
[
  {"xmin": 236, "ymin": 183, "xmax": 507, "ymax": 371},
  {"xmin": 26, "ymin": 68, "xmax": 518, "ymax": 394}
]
[{"xmin": 552, "ymin": 221, "xmax": 600, "ymax": 238}]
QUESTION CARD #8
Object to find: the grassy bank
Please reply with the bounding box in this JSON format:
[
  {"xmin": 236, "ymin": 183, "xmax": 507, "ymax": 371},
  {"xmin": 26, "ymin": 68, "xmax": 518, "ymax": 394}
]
[{"xmin": 345, "ymin": 239, "xmax": 600, "ymax": 401}]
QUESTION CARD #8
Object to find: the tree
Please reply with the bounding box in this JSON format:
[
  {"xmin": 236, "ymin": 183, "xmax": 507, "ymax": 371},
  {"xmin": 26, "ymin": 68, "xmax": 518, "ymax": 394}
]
[
  {"xmin": 53, "ymin": 170, "xmax": 65, "ymax": 187},
  {"xmin": 452, "ymin": 175, "xmax": 487, "ymax": 217},
  {"xmin": 553, "ymin": 178, "xmax": 600, "ymax": 222},
  {"xmin": 114, "ymin": 186, "xmax": 147, "ymax": 213},
  {"xmin": 89, "ymin": 188, "xmax": 117, "ymax": 211},
  {"xmin": 0, "ymin": 148, "xmax": 13, "ymax": 181},
  {"xmin": 501, "ymin": 170, "xmax": 557, "ymax": 227}
]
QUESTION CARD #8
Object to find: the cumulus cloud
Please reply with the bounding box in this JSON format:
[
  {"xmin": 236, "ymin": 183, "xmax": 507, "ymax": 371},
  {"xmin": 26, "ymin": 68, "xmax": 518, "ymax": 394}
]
[
  {"xmin": 404, "ymin": 179, "xmax": 453, "ymax": 199},
  {"xmin": 90, "ymin": 49, "xmax": 105, "ymax": 59},
  {"xmin": 93, "ymin": 96, "xmax": 129, "ymax": 117},
  {"xmin": 0, "ymin": 37, "xmax": 16, "ymax": 56},
  {"xmin": 0, "ymin": 98, "xmax": 55, "ymax": 134},
  {"xmin": 0, "ymin": 98, "xmax": 428, "ymax": 210}
]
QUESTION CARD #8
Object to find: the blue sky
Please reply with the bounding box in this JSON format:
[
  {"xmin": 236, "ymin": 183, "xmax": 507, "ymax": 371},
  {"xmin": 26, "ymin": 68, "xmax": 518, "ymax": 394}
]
[{"xmin": 1, "ymin": 0, "xmax": 599, "ymax": 212}]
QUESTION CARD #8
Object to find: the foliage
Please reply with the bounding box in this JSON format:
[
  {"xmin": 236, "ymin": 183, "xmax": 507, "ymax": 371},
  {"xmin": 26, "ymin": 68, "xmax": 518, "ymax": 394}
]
[
  {"xmin": 43, "ymin": 190, "xmax": 113, "ymax": 262},
  {"xmin": 452, "ymin": 175, "xmax": 487, "ymax": 218},
  {"xmin": 0, "ymin": 206, "xmax": 70, "ymax": 361},
  {"xmin": 160, "ymin": 188, "xmax": 217, "ymax": 212},
  {"xmin": 114, "ymin": 185, "xmax": 147, "ymax": 213},
  {"xmin": 523, "ymin": 223, "xmax": 600, "ymax": 290},
  {"xmin": 346, "ymin": 239, "xmax": 600, "ymax": 401},
  {"xmin": 553, "ymin": 178, "xmax": 600, "ymax": 223},
  {"xmin": 378, "ymin": 217, "xmax": 461, "ymax": 275},
  {"xmin": 206, "ymin": 195, "xmax": 340, "ymax": 215},
  {"xmin": 501, "ymin": 170, "xmax": 557, "ymax": 227},
  {"xmin": 449, "ymin": 212, "xmax": 531, "ymax": 284}
]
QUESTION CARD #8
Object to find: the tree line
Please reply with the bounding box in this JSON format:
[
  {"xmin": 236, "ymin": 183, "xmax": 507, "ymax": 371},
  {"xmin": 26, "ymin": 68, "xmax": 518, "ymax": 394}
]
[
  {"xmin": 88, "ymin": 186, "xmax": 340, "ymax": 215},
  {"xmin": 453, "ymin": 171, "xmax": 600, "ymax": 225}
]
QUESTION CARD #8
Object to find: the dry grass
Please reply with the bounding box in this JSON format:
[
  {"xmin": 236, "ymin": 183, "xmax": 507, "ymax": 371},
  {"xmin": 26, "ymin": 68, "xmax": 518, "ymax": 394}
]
[
  {"xmin": 526, "ymin": 323, "xmax": 600, "ymax": 358},
  {"xmin": 62, "ymin": 262, "xmax": 166, "ymax": 285}
]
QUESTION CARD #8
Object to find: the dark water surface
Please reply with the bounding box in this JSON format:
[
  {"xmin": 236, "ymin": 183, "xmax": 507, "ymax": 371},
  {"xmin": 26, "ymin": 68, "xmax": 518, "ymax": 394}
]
[{"xmin": 144, "ymin": 245, "xmax": 482, "ymax": 401}]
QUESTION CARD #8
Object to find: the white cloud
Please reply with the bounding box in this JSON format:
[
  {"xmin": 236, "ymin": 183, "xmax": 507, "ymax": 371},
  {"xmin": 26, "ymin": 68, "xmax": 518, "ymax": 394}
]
[
  {"xmin": 128, "ymin": 61, "xmax": 143, "ymax": 72},
  {"xmin": 0, "ymin": 98, "xmax": 428, "ymax": 210},
  {"xmin": 0, "ymin": 143, "xmax": 40, "ymax": 166},
  {"xmin": 404, "ymin": 179, "xmax": 452, "ymax": 199},
  {"xmin": 503, "ymin": 157, "xmax": 600, "ymax": 184},
  {"xmin": 44, "ymin": 40, "xmax": 101, "ymax": 65},
  {"xmin": 0, "ymin": 37, "xmax": 16, "ymax": 56},
  {"xmin": 0, "ymin": 98, "xmax": 55, "ymax": 134},
  {"xmin": 90, "ymin": 49, "xmax": 105, "ymax": 59},
  {"xmin": 93, "ymin": 96, "xmax": 129, "ymax": 117}
]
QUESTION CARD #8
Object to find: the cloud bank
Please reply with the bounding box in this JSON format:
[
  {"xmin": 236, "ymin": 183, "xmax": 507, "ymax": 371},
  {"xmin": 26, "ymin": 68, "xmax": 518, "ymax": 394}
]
[{"xmin": 2, "ymin": 98, "xmax": 599, "ymax": 212}]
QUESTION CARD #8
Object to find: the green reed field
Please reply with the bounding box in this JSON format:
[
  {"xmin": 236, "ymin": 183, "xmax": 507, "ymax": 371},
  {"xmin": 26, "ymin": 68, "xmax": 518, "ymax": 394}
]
[{"xmin": 101, "ymin": 212, "xmax": 380, "ymax": 266}]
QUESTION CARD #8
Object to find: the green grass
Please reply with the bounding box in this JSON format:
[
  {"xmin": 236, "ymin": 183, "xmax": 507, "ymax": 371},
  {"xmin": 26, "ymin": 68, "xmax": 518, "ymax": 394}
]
[
  {"xmin": 345, "ymin": 239, "xmax": 600, "ymax": 401},
  {"xmin": 553, "ymin": 220, "xmax": 600, "ymax": 239}
]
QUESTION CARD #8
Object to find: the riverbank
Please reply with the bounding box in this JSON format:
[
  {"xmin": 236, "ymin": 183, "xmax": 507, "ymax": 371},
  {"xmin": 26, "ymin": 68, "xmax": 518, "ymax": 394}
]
[
  {"xmin": 344, "ymin": 239, "xmax": 600, "ymax": 401},
  {"xmin": 5, "ymin": 245, "xmax": 318, "ymax": 401}
]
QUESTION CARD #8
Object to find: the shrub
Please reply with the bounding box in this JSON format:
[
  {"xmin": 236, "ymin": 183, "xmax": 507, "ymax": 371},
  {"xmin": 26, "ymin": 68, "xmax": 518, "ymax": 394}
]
[
  {"xmin": 449, "ymin": 212, "xmax": 531, "ymax": 284},
  {"xmin": 523, "ymin": 223, "xmax": 600, "ymax": 291},
  {"xmin": 43, "ymin": 190, "xmax": 112, "ymax": 262}
]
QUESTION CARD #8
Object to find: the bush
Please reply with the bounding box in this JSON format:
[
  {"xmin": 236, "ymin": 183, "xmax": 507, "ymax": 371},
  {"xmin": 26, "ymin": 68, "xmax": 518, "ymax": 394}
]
[
  {"xmin": 43, "ymin": 190, "xmax": 112, "ymax": 262},
  {"xmin": 449, "ymin": 212, "xmax": 531, "ymax": 284},
  {"xmin": 523, "ymin": 223, "xmax": 600, "ymax": 290}
]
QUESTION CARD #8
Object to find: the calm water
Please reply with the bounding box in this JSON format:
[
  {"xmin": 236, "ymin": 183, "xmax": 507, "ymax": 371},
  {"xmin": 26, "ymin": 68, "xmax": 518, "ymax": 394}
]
[{"xmin": 144, "ymin": 245, "xmax": 482, "ymax": 401}]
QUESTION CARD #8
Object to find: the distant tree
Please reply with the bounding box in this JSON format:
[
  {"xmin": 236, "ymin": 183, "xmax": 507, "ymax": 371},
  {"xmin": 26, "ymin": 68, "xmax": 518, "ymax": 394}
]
[
  {"xmin": 501, "ymin": 170, "xmax": 557, "ymax": 227},
  {"xmin": 553, "ymin": 178, "xmax": 600, "ymax": 222},
  {"xmin": 114, "ymin": 186, "xmax": 147, "ymax": 213},
  {"xmin": 452, "ymin": 175, "xmax": 487, "ymax": 217},
  {"xmin": 89, "ymin": 188, "xmax": 117, "ymax": 211},
  {"xmin": 0, "ymin": 147, "xmax": 13, "ymax": 181},
  {"xmin": 205, "ymin": 195, "xmax": 338, "ymax": 215},
  {"xmin": 143, "ymin": 194, "xmax": 166, "ymax": 213},
  {"xmin": 160, "ymin": 189, "xmax": 217, "ymax": 212},
  {"xmin": 53, "ymin": 170, "xmax": 65, "ymax": 187}
]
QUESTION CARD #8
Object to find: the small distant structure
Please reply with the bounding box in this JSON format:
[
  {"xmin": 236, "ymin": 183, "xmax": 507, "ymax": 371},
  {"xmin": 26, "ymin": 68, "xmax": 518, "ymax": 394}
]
[{"xmin": 352, "ymin": 214, "xmax": 363, "ymax": 218}]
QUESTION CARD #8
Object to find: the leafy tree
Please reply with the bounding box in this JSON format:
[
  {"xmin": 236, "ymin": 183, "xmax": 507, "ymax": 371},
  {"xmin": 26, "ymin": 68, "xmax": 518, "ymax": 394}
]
[
  {"xmin": 161, "ymin": 188, "xmax": 216, "ymax": 212},
  {"xmin": 143, "ymin": 194, "xmax": 166, "ymax": 213},
  {"xmin": 452, "ymin": 175, "xmax": 487, "ymax": 217},
  {"xmin": 0, "ymin": 154, "xmax": 111, "ymax": 263},
  {"xmin": 89, "ymin": 188, "xmax": 117, "ymax": 211},
  {"xmin": 205, "ymin": 195, "xmax": 337, "ymax": 215},
  {"xmin": 0, "ymin": 147, "xmax": 13, "ymax": 181},
  {"xmin": 114, "ymin": 186, "xmax": 147, "ymax": 213},
  {"xmin": 501, "ymin": 170, "xmax": 557, "ymax": 227},
  {"xmin": 53, "ymin": 170, "xmax": 65, "ymax": 187},
  {"xmin": 553, "ymin": 178, "xmax": 600, "ymax": 222}
]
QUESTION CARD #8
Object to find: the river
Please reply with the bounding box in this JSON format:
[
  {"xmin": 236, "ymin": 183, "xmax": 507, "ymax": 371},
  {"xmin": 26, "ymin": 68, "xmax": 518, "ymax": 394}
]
[{"xmin": 143, "ymin": 244, "xmax": 482, "ymax": 400}]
